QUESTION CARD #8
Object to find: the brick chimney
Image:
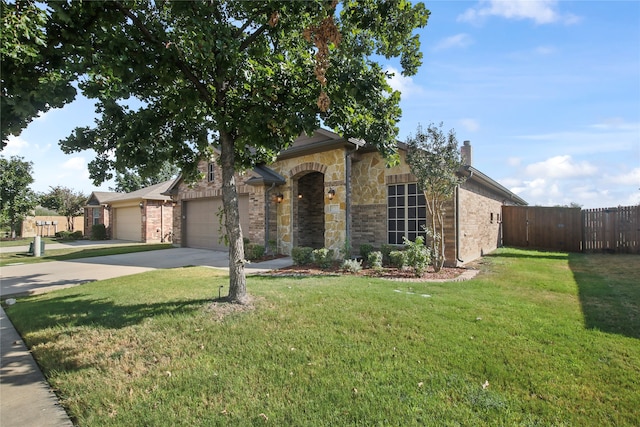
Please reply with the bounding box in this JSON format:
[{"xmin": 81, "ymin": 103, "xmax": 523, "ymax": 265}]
[{"xmin": 461, "ymin": 140, "xmax": 472, "ymax": 166}]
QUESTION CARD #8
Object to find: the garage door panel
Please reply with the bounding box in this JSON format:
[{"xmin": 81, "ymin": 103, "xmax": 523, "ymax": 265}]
[
  {"xmin": 184, "ymin": 197, "xmax": 249, "ymax": 250},
  {"xmin": 115, "ymin": 207, "xmax": 141, "ymax": 241}
]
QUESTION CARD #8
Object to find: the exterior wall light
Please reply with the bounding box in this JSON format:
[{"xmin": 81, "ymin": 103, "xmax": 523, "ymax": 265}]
[
  {"xmin": 139, "ymin": 201, "xmax": 144, "ymax": 209},
  {"xmin": 327, "ymin": 188, "xmax": 335, "ymax": 200},
  {"xmin": 298, "ymin": 193, "xmax": 303, "ymax": 199},
  {"xmin": 276, "ymin": 193, "xmax": 284, "ymax": 203}
]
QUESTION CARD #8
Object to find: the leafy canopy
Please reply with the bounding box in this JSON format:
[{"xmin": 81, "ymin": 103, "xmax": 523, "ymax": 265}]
[
  {"xmin": 0, "ymin": 155, "xmax": 38, "ymax": 235},
  {"xmin": 39, "ymin": 186, "xmax": 87, "ymax": 231}
]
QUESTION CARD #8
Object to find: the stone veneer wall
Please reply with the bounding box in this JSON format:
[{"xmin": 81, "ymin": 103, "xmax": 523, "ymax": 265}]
[{"xmin": 269, "ymin": 148, "xmax": 347, "ymax": 255}]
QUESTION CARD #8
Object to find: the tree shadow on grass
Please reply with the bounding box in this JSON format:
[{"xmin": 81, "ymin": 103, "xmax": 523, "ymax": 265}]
[
  {"xmin": 7, "ymin": 293, "xmax": 212, "ymax": 345},
  {"xmin": 569, "ymin": 253, "xmax": 640, "ymax": 339}
]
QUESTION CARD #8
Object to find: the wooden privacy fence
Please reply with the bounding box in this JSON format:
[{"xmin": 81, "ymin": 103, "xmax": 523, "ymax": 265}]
[
  {"xmin": 582, "ymin": 206, "xmax": 640, "ymax": 253},
  {"xmin": 502, "ymin": 205, "xmax": 640, "ymax": 254}
]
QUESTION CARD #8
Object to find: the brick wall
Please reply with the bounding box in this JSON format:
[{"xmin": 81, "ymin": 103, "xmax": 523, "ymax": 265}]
[{"xmin": 143, "ymin": 201, "xmax": 174, "ymax": 243}]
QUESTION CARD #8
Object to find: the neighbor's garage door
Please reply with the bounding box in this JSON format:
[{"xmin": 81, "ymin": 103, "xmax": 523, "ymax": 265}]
[
  {"xmin": 114, "ymin": 206, "xmax": 141, "ymax": 241},
  {"xmin": 184, "ymin": 197, "xmax": 250, "ymax": 250}
]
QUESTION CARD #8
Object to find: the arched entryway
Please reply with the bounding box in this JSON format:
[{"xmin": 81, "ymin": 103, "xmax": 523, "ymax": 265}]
[{"xmin": 294, "ymin": 171, "xmax": 325, "ymax": 248}]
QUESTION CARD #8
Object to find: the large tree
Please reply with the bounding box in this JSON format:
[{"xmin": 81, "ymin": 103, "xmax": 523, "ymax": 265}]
[
  {"xmin": 0, "ymin": 156, "xmax": 38, "ymax": 237},
  {"xmin": 405, "ymin": 123, "xmax": 467, "ymax": 272},
  {"xmin": 4, "ymin": 1, "xmax": 429, "ymax": 303},
  {"xmin": 0, "ymin": 0, "xmax": 76, "ymax": 147},
  {"xmin": 39, "ymin": 186, "xmax": 87, "ymax": 231},
  {"xmin": 110, "ymin": 163, "xmax": 180, "ymax": 193}
]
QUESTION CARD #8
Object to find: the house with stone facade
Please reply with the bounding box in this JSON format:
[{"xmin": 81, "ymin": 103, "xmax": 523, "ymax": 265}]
[
  {"xmin": 164, "ymin": 128, "xmax": 527, "ymax": 266},
  {"xmin": 84, "ymin": 180, "xmax": 175, "ymax": 242}
]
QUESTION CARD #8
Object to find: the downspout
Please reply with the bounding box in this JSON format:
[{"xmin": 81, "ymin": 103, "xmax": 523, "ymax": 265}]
[
  {"xmin": 345, "ymin": 147, "xmax": 358, "ymax": 254},
  {"xmin": 264, "ymin": 183, "xmax": 276, "ymax": 255}
]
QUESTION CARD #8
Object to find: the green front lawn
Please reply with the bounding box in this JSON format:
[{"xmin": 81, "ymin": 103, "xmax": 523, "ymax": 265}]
[{"xmin": 5, "ymin": 248, "xmax": 639, "ymax": 426}]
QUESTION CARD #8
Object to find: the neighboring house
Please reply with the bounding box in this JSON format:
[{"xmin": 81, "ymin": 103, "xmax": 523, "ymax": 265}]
[
  {"xmin": 84, "ymin": 180, "xmax": 176, "ymax": 242},
  {"xmin": 164, "ymin": 129, "xmax": 527, "ymax": 266}
]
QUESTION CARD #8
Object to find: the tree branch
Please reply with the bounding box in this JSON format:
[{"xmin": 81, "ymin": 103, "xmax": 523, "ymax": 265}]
[
  {"xmin": 239, "ymin": 23, "xmax": 269, "ymax": 52},
  {"xmin": 112, "ymin": 1, "xmax": 213, "ymax": 103}
]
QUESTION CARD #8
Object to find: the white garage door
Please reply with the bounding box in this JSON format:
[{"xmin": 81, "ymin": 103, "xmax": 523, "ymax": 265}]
[
  {"xmin": 114, "ymin": 207, "xmax": 142, "ymax": 241},
  {"xmin": 184, "ymin": 197, "xmax": 250, "ymax": 250}
]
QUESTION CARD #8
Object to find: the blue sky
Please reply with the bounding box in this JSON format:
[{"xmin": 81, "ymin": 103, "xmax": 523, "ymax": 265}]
[{"xmin": 4, "ymin": 0, "xmax": 640, "ymax": 208}]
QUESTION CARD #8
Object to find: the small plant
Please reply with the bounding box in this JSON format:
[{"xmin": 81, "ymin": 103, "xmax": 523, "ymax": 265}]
[
  {"xmin": 368, "ymin": 251, "xmax": 383, "ymax": 272},
  {"xmin": 340, "ymin": 239, "xmax": 352, "ymax": 260},
  {"xmin": 244, "ymin": 243, "xmax": 265, "ymax": 261},
  {"xmin": 380, "ymin": 244, "xmax": 394, "ymax": 266},
  {"xmin": 341, "ymin": 258, "xmax": 362, "ymax": 273},
  {"xmin": 389, "ymin": 250, "xmax": 407, "ymax": 269},
  {"xmin": 91, "ymin": 224, "xmax": 107, "ymax": 240},
  {"xmin": 312, "ymin": 248, "xmax": 335, "ymax": 269},
  {"xmin": 359, "ymin": 244, "xmax": 374, "ymax": 262},
  {"xmin": 403, "ymin": 236, "xmax": 430, "ymax": 277},
  {"xmin": 291, "ymin": 246, "xmax": 314, "ymax": 265},
  {"xmin": 268, "ymin": 239, "xmax": 277, "ymax": 254}
]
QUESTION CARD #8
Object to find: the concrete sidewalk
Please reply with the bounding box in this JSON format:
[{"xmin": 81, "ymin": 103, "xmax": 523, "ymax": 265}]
[
  {"xmin": 0, "ymin": 248, "xmax": 292, "ymax": 426},
  {"xmin": 0, "ymin": 306, "xmax": 73, "ymax": 427}
]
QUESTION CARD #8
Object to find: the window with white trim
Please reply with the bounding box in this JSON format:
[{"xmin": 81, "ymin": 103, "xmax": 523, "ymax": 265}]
[{"xmin": 387, "ymin": 183, "xmax": 427, "ymax": 244}]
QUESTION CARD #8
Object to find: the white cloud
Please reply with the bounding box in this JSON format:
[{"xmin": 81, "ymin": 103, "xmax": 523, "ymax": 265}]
[
  {"xmin": 385, "ymin": 66, "xmax": 423, "ymax": 96},
  {"xmin": 603, "ymin": 168, "xmax": 640, "ymax": 186},
  {"xmin": 459, "ymin": 118, "xmax": 480, "ymax": 132},
  {"xmin": 2, "ymin": 135, "xmax": 30, "ymax": 156},
  {"xmin": 524, "ymin": 155, "xmax": 598, "ymax": 179},
  {"xmin": 61, "ymin": 157, "xmax": 86, "ymax": 171},
  {"xmin": 433, "ymin": 33, "xmax": 473, "ymax": 51},
  {"xmin": 458, "ymin": 0, "xmax": 581, "ymax": 25}
]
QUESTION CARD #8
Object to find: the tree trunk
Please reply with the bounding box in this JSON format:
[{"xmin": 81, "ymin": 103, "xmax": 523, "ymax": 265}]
[{"xmin": 219, "ymin": 130, "xmax": 248, "ymax": 304}]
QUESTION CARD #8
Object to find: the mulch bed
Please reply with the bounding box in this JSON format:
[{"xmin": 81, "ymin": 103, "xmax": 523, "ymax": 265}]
[{"xmin": 259, "ymin": 262, "xmax": 468, "ymax": 282}]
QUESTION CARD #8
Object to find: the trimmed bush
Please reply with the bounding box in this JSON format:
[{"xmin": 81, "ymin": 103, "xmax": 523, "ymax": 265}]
[
  {"xmin": 389, "ymin": 250, "xmax": 407, "ymax": 269},
  {"xmin": 359, "ymin": 243, "xmax": 374, "ymax": 262},
  {"xmin": 341, "ymin": 258, "xmax": 362, "ymax": 273},
  {"xmin": 312, "ymin": 248, "xmax": 335, "ymax": 269},
  {"xmin": 368, "ymin": 251, "xmax": 383, "ymax": 270},
  {"xmin": 56, "ymin": 230, "xmax": 81, "ymax": 241},
  {"xmin": 245, "ymin": 243, "xmax": 265, "ymax": 261},
  {"xmin": 292, "ymin": 246, "xmax": 314, "ymax": 265},
  {"xmin": 403, "ymin": 236, "xmax": 430, "ymax": 277},
  {"xmin": 380, "ymin": 244, "xmax": 394, "ymax": 266},
  {"xmin": 91, "ymin": 224, "xmax": 108, "ymax": 240}
]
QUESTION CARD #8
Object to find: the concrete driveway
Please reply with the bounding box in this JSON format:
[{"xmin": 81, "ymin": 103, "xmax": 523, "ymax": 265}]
[{"xmin": 0, "ymin": 246, "xmax": 292, "ymax": 297}]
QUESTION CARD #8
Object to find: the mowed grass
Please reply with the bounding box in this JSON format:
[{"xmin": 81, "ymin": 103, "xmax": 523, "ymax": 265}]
[{"xmin": 5, "ymin": 248, "xmax": 639, "ymax": 426}]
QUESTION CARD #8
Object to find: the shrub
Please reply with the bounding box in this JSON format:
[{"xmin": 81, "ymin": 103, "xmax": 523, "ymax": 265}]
[
  {"xmin": 56, "ymin": 230, "xmax": 81, "ymax": 241},
  {"xmin": 380, "ymin": 244, "xmax": 394, "ymax": 266},
  {"xmin": 368, "ymin": 251, "xmax": 383, "ymax": 270},
  {"xmin": 312, "ymin": 248, "xmax": 335, "ymax": 269},
  {"xmin": 340, "ymin": 239, "xmax": 352, "ymax": 260},
  {"xmin": 359, "ymin": 244, "xmax": 374, "ymax": 262},
  {"xmin": 389, "ymin": 250, "xmax": 407, "ymax": 269},
  {"xmin": 91, "ymin": 224, "xmax": 108, "ymax": 240},
  {"xmin": 244, "ymin": 243, "xmax": 265, "ymax": 261},
  {"xmin": 403, "ymin": 236, "xmax": 430, "ymax": 277},
  {"xmin": 341, "ymin": 258, "xmax": 362, "ymax": 273},
  {"xmin": 292, "ymin": 246, "xmax": 314, "ymax": 265}
]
